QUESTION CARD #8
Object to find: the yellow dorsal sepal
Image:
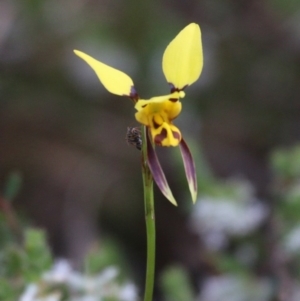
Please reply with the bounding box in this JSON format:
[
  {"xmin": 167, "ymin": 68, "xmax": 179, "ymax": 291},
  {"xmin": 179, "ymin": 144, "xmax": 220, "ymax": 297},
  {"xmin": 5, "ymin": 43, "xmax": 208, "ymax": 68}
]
[{"xmin": 162, "ymin": 23, "xmax": 203, "ymax": 90}]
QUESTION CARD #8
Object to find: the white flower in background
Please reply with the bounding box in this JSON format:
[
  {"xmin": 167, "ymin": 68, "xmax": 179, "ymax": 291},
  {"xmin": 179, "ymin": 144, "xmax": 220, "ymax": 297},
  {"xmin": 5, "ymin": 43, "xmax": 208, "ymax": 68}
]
[
  {"xmin": 190, "ymin": 179, "xmax": 268, "ymax": 250},
  {"xmin": 284, "ymin": 224, "xmax": 300, "ymax": 255},
  {"xmin": 19, "ymin": 284, "xmax": 39, "ymax": 301},
  {"xmin": 119, "ymin": 283, "xmax": 138, "ymax": 301},
  {"xmin": 43, "ymin": 259, "xmax": 74, "ymax": 283},
  {"xmin": 197, "ymin": 275, "xmax": 272, "ymax": 301},
  {"xmin": 19, "ymin": 260, "xmax": 137, "ymax": 301},
  {"xmin": 19, "ymin": 283, "xmax": 61, "ymax": 301}
]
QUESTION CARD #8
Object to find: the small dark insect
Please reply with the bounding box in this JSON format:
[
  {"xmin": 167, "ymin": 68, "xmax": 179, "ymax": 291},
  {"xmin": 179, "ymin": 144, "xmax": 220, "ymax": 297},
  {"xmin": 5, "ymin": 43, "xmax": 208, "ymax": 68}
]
[{"xmin": 126, "ymin": 127, "xmax": 142, "ymax": 150}]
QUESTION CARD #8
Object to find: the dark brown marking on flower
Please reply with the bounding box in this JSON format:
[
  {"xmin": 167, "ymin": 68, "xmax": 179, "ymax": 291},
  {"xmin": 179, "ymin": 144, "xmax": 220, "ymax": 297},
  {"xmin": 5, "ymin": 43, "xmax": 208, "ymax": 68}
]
[
  {"xmin": 129, "ymin": 86, "xmax": 139, "ymax": 103},
  {"xmin": 169, "ymin": 83, "xmax": 188, "ymax": 93},
  {"xmin": 154, "ymin": 128, "xmax": 167, "ymax": 146},
  {"xmin": 169, "ymin": 98, "xmax": 178, "ymax": 102},
  {"xmin": 169, "ymin": 83, "xmax": 176, "ymax": 92},
  {"xmin": 154, "ymin": 127, "xmax": 181, "ymax": 146},
  {"xmin": 172, "ymin": 130, "xmax": 181, "ymax": 141}
]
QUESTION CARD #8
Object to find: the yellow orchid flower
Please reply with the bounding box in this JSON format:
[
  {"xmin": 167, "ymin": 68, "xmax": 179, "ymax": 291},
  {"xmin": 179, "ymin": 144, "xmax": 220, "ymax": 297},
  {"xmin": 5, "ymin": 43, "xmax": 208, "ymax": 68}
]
[
  {"xmin": 74, "ymin": 25, "xmax": 203, "ymax": 301},
  {"xmin": 74, "ymin": 23, "xmax": 202, "ymax": 205},
  {"xmin": 74, "ymin": 23, "xmax": 203, "ymax": 147}
]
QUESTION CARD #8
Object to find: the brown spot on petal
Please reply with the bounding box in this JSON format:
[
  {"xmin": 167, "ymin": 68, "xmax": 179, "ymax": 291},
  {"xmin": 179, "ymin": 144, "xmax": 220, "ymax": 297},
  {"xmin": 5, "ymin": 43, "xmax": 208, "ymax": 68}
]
[
  {"xmin": 169, "ymin": 83, "xmax": 176, "ymax": 92},
  {"xmin": 169, "ymin": 98, "xmax": 178, "ymax": 102},
  {"xmin": 172, "ymin": 130, "xmax": 181, "ymax": 141},
  {"xmin": 169, "ymin": 83, "xmax": 188, "ymax": 93},
  {"xmin": 154, "ymin": 128, "xmax": 181, "ymax": 146},
  {"xmin": 154, "ymin": 128, "xmax": 167, "ymax": 146},
  {"xmin": 129, "ymin": 86, "xmax": 139, "ymax": 102}
]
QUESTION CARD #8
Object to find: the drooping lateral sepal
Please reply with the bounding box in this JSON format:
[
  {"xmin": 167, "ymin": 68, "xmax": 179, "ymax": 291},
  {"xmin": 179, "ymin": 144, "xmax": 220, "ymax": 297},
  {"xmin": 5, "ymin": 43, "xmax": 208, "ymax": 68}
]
[
  {"xmin": 179, "ymin": 138, "xmax": 198, "ymax": 203},
  {"xmin": 146, "ymin": 130, "xmax": 177, "ymax": 206}
]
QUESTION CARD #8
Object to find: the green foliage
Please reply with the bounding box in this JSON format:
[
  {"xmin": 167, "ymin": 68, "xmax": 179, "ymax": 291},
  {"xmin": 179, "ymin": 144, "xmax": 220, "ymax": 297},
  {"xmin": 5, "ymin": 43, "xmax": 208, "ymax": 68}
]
[
  {"xmin": 0, "ymin": 172, "xmax": 51, "ymax": 298},
  {"xmin": 0, "ymin": 225, "xmax": 137, "ymax": 300},
  {"xmin": 268, "ymin": 0, "xmax": 300, "ymax": 16},
  {"xmin": 0, "ymin": 213, "xmax": 13, "ymax": 247},
  {"xmin": 216, "ymin": 253, "xmax": 248, "ymax": 275},
  {"xmin": 23, "ymin": 229, "xmax": 53, "ymax": 281},
  {"xmin": 271, "ymin": 145, "xmax": 300, "ymax": 180},
  {"xmin": 0, "ymin": 171, "xmax": 136, "ymax": 301},
  {"xmin": 84, "ymin": 239, "xmax": 130, "ymax": 278},
  {"xmin": 271, "ymin": 145, "xmax": 300, "ymax": 224},
  {"xmin": 3, "ymin": 171, "xmax": 22, "ymax": 202},
  {"xmin": 160, "ymin": 265, "xmax": 195, "ymax": 301},
  {"xmin": 0, "ymin": 228, "xmax": 52, "ymax": 299}
]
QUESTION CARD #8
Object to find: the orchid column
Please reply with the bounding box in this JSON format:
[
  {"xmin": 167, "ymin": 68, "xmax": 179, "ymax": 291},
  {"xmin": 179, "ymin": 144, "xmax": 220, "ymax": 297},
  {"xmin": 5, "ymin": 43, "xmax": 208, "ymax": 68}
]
[{"xmin": 74, "ymin": 22, "xmax": 203, "ymax": 301}]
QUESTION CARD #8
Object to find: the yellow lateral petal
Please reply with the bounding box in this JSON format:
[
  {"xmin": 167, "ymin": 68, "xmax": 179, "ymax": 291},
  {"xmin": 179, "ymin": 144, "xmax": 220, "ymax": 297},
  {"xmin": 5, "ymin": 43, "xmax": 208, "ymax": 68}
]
[
  {"xmin": 74, "ymin": 50, "xmax": 134, "ymax": 96},
  {"xmin": 162, "ymin": 23, "xmax": 203, "ymax": 90}
]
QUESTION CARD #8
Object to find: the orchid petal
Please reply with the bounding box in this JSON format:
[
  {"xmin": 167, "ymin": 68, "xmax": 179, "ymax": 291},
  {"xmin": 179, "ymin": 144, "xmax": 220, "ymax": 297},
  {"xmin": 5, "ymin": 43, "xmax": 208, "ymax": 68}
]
[
  {"xmin": 134, "ymin": 91, "xmax": 184, "ymax": 111},
  {"xmin": 146, "ymin": 131, "xmax": 177, "ymax": 206},
  {"xmin": 162, "ymin": 23, "xmax": 203, "ymax": 90},
  {"xmin": 151, "ymin": 123, "xmax": 181, "ymax": 147},
  {"xmin": 179, "ymin": 138, "xmax": 197, "ymax": 203},
  {"xmin": 74, "ymin": 50, "xmax": 135, "ymax": 97}
]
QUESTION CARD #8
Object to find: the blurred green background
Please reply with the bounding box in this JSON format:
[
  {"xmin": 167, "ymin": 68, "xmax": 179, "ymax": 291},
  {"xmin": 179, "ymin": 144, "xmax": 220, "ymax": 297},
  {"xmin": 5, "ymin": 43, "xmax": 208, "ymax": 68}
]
[{"xmin": 1, "ymin": 0, "xmax": 300, "ymax": 300}]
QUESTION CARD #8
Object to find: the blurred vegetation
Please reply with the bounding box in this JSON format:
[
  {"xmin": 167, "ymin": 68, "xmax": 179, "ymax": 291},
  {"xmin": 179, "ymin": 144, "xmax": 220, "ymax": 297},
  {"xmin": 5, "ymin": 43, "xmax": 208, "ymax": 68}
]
[
  {"xmin": 0, "ymin": 176, "xmax": 135, "ymax": 300},
  {"xmin": 1, "ymin": 0, "xmax": 300, "ymax": 300},
  {"xmin": 0, "ymin": 144, "xmax": 300, "ymax": 300}
]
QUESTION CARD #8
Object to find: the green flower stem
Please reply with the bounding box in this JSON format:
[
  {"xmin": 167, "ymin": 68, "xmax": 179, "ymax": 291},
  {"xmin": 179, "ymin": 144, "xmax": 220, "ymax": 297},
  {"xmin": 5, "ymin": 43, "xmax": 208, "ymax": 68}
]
[{"xmin": 141, "ymin": 125, "xmax": 156, "ymax": 301}]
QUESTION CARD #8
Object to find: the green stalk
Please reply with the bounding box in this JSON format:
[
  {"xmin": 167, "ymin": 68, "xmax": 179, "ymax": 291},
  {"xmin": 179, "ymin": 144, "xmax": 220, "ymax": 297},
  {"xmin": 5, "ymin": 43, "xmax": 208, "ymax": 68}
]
[{"xmin": 141, "ymin": 125, "xmax": 156, "ymax": 301}]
